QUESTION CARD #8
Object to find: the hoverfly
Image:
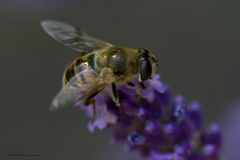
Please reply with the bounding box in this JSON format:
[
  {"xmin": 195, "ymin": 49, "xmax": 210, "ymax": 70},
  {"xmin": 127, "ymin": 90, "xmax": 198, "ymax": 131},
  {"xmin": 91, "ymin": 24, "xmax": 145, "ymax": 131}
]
[{"xmin": 41, "ymin": 20, "xmax": 158, "ymax": 114}]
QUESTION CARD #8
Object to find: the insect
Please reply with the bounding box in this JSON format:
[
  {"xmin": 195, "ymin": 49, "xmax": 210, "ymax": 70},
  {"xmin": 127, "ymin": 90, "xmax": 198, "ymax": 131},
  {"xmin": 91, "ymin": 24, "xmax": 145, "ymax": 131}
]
[{"xmin": 41, "ymin": 20, "xmax": 158, "ymax": 114}]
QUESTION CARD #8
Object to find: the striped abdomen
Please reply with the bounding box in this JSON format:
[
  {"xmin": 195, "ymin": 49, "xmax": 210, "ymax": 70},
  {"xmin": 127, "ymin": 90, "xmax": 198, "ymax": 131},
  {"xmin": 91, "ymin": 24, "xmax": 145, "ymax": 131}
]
[
  {"xmin": 62, "ymin": 57, "xmax": 85, "ymax": 85},
  {"xmin": 62, "ymin": 54, "xmax": 95, "ymax": 85}
]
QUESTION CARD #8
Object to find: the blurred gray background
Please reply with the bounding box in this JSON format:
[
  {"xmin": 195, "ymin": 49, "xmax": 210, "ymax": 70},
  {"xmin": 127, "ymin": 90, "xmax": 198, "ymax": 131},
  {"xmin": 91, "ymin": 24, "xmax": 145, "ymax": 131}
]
[{"xmin": 0, "ymin": 0, "xmax": 239, "ymax": 159}]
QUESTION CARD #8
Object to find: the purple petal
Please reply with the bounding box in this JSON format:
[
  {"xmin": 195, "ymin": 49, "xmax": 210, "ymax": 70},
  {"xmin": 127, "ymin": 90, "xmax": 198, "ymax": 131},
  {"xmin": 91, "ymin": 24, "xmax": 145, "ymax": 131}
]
[
  {"xmin": 188, "ymin": 101, "xmax": 202, "ymax": 129},
  {"xmin": 150, "ymin": 150, "xmax": 185, "ymax": 160}
]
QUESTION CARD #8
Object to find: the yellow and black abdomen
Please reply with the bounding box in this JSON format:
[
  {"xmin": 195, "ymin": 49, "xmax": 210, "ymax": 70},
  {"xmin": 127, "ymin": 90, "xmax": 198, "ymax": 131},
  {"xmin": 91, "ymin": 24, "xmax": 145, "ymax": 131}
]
[
  {"xmin": 62, "ymin": 54, "xmax": 95, "ymax": 85},
  {"xmin": 62, "ymin": 57, "xmax": 85, "ymax": 85}
]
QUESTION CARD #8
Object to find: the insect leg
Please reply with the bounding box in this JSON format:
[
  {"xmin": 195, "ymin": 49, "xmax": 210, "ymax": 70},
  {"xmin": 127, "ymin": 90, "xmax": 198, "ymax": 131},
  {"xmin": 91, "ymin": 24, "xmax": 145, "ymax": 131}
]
[
  {"xmin": 140, "ymin": 81, "xmax": 145, "ymax": 89},
  {"xmin": 112, "ymin": 83, "xmax": 120, "ymax": 107},
  {"xmin": 127, "ymin": 81, "xmax": 135, "ymax": 87},
  {"xmin": 84, "ymin": 98, "xmax": 96, "ymax": 122},
  {"xmin": 126, "ymin": 81, "xmax": 142, "ymax": 97}
]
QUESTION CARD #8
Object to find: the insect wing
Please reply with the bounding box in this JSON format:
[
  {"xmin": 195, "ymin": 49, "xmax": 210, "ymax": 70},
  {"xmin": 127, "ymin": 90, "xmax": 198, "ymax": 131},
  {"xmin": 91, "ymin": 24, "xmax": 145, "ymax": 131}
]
[
  {"xmin": 41, "ymin": 20, "xmax": 113, "ymax": 54},
  {"xmin": 50, "ymin": 69, "xmax": 106, "ymax": 111}
]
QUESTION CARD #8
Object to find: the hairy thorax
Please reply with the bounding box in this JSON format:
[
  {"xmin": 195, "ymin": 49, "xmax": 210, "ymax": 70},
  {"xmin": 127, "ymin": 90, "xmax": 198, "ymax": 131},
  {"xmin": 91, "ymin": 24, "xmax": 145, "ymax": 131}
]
[{"xmin": 95, "ymin": 47, "xmax": 139, "ymax": 84}]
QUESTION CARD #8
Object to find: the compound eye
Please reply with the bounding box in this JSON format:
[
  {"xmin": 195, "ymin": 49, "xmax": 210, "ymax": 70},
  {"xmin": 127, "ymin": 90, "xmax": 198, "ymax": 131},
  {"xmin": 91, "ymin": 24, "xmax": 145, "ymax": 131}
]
[{"xmin": 139, "ymin": 57, "xmax": 152, "ymax": 81}]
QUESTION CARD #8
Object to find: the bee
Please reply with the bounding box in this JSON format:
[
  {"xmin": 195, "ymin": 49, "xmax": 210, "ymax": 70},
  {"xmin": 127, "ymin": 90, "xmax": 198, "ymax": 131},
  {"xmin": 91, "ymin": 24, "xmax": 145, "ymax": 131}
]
[{"xmin": 41, "ymin": 20, "xmax": 158, "ymax": 114}]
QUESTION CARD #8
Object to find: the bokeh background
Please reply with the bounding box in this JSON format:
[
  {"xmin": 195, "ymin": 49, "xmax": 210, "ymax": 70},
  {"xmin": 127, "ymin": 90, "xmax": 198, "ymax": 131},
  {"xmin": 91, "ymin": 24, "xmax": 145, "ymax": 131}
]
[{"xmin": 0, "ymin": 0, "xmax": 239, "ymax": 159}]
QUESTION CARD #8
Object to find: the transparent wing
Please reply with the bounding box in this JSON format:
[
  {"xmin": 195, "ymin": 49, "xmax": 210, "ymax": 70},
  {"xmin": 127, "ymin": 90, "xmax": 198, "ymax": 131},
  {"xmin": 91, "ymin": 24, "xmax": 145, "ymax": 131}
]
[
  {"xmin": 50, "ymin": 67, "xmax": 116, "ymax": 111},
  {"xmin": 41, "ymin": 20, "xmax": 113, "ymax": 54}
]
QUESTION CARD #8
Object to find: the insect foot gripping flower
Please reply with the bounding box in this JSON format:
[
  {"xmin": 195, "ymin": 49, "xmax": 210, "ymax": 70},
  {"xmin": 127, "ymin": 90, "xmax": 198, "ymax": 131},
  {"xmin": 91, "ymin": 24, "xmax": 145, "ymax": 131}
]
[{"xmin": 78, "ymin": 75, "xmax": 221, "ymax": 160}]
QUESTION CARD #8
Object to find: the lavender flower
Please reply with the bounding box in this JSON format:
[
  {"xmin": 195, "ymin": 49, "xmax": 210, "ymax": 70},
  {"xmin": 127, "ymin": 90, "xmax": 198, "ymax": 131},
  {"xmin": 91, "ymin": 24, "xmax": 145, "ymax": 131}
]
[
  {"xmin": 221, "ymin": 102, "xmax": 240, "ymax": 160},
  {"xmin": 78, "ymin": 75, "xmax": 221, "ymax": 160}
]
